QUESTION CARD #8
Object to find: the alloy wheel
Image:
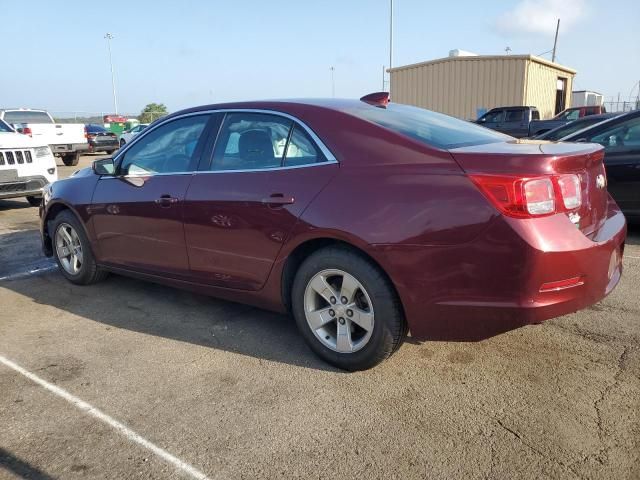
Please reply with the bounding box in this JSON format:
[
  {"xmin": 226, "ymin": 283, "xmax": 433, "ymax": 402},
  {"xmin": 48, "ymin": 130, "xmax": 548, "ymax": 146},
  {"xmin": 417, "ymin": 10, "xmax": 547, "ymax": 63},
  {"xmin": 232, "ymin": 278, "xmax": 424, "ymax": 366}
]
[
  {"xmin": 55, "ymin": 223, "xmax": 83, "ymax": 275},
  {"xmin": 304, "ymin": 269, "xmax": 375, "ymax": 353}
]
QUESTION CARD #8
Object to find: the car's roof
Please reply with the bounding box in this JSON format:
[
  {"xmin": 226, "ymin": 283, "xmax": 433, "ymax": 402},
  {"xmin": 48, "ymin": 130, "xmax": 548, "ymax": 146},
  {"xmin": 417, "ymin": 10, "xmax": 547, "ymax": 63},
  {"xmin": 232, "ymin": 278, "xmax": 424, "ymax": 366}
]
[{"xmin": 169, "ymin": 98, "xmax": 368, "ymax": 117}]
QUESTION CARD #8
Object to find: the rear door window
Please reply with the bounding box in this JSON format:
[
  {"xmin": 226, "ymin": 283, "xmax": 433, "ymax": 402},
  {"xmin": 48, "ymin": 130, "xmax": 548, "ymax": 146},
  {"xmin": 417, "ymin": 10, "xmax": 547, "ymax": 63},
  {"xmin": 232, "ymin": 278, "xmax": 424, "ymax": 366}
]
[
  {"xmin": 505, "ymin": 110, "xmax": 524, "ymax": 122},
  {"xmin": 532, "ymin": 110, "xmax": 540, "ymax": 120},
  {"xmin": 284, "ymin": 126, "xmax": 326, "ymax": 167},
  {"xmin": 211, "ymin": 113, "xmax": 293, "ymax": 171}
]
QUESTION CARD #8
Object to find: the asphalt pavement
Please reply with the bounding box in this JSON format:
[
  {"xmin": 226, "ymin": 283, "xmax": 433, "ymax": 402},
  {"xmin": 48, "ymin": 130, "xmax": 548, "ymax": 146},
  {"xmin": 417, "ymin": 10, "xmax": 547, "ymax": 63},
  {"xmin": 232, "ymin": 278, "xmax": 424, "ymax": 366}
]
[{"xmin": 1, "ymin": 154, "xmax": 638, "ymax": 479}]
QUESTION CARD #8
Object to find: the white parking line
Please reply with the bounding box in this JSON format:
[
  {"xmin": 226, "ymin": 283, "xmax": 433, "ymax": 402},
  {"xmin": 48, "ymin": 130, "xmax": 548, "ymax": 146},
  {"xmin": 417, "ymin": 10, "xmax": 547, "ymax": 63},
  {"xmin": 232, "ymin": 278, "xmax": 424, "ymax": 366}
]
[
  {"xmin": 0, "ymin": 264, "xmax": 58, "ymax": 281},
  {"xmin": 0, "ymin": 355, "xmax": 211, "ymax": 480}
]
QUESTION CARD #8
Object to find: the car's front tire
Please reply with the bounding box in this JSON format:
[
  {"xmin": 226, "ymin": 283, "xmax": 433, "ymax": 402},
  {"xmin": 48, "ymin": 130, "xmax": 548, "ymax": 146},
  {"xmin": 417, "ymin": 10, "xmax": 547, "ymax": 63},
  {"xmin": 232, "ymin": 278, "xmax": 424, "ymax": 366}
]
[
  {"xmin": 50, "ymin": 210, "xmax": 108, "ymax": 285},
  {"xmin": 291, "ymin": 246, "xmax": 406, "ymax": 371}
]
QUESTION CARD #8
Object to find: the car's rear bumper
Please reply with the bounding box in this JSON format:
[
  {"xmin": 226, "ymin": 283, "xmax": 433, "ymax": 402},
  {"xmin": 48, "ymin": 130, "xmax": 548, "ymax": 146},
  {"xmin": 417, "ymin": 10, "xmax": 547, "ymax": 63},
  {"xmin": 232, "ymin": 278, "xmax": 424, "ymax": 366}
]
[
  {"xmin": 51, "ymin": 143, "xmax": 89, "ymax": 155},
  {"xmin": 371, "ymin": 197, "xmax": 627, "ymax": 341},
  {"xmin": 88, "ymin": 139, "xmax": 118, "ymax": 151}
]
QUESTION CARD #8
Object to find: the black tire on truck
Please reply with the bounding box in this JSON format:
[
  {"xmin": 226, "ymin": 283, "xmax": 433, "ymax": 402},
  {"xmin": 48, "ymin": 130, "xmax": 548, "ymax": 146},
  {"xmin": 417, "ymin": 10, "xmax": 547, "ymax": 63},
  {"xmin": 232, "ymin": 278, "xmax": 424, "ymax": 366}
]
[
  {"xmin": 26, "ymin": 196, "xmax": 41, "ymax": 207},
  {"xmin": 62, "ymin": 152, "xmax": 80, "ymax": 166}
]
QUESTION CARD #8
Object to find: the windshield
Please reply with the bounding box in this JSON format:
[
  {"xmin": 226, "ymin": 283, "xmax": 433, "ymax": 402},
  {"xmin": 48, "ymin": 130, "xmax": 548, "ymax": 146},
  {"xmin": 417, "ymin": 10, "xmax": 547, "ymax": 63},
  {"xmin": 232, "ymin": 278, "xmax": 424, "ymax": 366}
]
[
  {"xmin": 0, "ymin": 119, "xmax": 14, "ymax": 133},
  {"xmin": 3, "ymin": 110, "xmax": 52, "ymax": 124},
  {"xmin": 86, "ymin": 124, "xmax": 108, "ymax": 133},
  {"xmin": 538, "ymin": 118, "xmax": 604, "ymax": 140},
  {"xmin": 347, "ymin": 103, "xmax": 510, "ymax": 149}
]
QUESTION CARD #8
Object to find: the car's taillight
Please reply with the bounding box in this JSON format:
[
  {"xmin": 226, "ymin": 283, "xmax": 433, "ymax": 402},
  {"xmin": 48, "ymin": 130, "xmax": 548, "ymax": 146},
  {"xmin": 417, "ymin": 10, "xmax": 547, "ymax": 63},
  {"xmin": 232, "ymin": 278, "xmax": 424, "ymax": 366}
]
[
  {"xmin": 470, "ymin": 174, "xmax": 581, "ymax": 219},
  {"xmin": 523, "ymin": 178, "xmax": 555, "ymax": 215},
  {"xmin": 557, "ymin": 174, "xmax": 581, "ymax": 210}
]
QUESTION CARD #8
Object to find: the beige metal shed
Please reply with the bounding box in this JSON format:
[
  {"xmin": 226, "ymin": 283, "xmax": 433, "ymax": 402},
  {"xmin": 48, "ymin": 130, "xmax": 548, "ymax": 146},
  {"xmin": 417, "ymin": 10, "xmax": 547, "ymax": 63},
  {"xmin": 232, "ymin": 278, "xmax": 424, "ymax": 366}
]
[{"xmin": 389, "ymin": 54, "xmax": 576, "ymax": 120}]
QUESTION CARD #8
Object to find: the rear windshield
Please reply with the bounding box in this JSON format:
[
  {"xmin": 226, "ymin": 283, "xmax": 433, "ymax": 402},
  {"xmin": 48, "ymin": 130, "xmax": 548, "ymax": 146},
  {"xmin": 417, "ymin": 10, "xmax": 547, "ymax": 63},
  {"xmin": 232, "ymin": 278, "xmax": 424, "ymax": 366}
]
[
  {"xmin": 3, "ymin": 110, "xmax": 52, "ymax": 124},
  {"xmin": 346, "ymin": 103, "xmax": 510, "ymax": 149},
  {"xmin": 86, "ymin": 124, "xmax": 108, "ymax": 133}
]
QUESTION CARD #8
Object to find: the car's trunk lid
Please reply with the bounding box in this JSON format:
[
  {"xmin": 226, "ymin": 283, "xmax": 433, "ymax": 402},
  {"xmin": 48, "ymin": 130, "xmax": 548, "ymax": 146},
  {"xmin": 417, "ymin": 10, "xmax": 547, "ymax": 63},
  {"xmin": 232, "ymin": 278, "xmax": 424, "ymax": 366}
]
[{"xmin": 448, "ymin": 140, "xmax": 609, "ymax": 236}]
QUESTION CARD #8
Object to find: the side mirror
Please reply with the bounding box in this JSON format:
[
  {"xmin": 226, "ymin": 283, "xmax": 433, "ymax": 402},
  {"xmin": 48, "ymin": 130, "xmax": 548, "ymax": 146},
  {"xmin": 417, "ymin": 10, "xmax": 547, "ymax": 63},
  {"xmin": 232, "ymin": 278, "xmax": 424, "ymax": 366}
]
[{"xmin": 93, "ymin": 157, "xmax": 116, "ymax": 176}]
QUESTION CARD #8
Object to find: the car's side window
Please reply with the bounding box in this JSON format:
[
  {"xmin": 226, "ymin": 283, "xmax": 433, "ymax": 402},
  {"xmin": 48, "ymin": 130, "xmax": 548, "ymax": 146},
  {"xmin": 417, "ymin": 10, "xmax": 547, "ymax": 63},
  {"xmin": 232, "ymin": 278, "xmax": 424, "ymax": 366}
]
[
  {"xmin": 119, "ymin": 115, "xmax": 209, "ymax": 175},
  {"xmin": 590, "ymin": 118, "xmax": 640, "ymax": 154},
  {"xmin": 483, "ymin": 110, "xmax": 504, "ymax": 123},
  {"xmin": 211, "ymin": 113, "xmax": 293, "ymax": 171},
  {"xmin": 284, "ymin": 126, "xmax": 326, "ymax": 167},
  {"xmin": 532, "ymin": 110, "xmax": 540, "ymax": 120},
  {"xmin": 505, "ymin": 109, "xmax": 523, "ymax": 122}
]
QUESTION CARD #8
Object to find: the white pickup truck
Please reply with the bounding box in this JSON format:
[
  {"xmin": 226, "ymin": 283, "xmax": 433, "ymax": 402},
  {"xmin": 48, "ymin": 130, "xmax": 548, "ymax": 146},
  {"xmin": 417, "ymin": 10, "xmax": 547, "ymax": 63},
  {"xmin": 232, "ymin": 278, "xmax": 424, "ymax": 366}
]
[
  {"xmin": 0, "ymin": 109, "xmax": 88, "ymax": 166},
  {"xmin": 0, "ymin": 119, "xmax": 57, "ymax": 206}
]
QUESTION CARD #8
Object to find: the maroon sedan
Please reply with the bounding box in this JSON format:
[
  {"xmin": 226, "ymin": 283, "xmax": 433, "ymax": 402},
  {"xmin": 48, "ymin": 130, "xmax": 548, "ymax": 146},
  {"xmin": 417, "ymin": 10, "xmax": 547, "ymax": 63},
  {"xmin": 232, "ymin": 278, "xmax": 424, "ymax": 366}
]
[{"xmin": 40, "ymin": 94, "xmax": 626, "ymax": 370}]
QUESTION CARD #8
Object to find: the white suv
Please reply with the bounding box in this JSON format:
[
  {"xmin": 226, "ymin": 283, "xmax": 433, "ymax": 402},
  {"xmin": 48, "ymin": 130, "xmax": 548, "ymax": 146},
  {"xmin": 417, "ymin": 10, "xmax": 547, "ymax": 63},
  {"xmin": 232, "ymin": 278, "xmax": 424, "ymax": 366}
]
[{"xmin": 0, "ymin": 119, "xmax": 57, "ymax": 206}]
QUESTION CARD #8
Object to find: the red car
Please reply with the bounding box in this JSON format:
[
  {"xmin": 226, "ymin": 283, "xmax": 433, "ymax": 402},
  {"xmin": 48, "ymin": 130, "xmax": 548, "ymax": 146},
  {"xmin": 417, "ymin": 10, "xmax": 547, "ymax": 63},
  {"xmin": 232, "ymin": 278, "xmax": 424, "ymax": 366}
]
[{"xmin": 40, "ymin": 94, "xmax": 626, "ymax": 370}]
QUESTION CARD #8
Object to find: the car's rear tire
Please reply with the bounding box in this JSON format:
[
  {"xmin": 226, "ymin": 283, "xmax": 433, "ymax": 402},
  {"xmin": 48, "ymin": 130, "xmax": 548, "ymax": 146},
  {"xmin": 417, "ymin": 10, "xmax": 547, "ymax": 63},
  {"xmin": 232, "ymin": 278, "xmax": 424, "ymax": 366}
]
[
  {"xmin": 291, "ymin": 246, "xmax": 406, "ymax": 371},
  {"xmin": 61, "ymin": 153, "xmax": 80, "ymax": 166},
  {"xmin": 50, "ymin": 210, "xmax": 108, "ymax": 285},
  {"xmin": 26, "ymin": 196, "xmax": 41, "ymax": 207}
]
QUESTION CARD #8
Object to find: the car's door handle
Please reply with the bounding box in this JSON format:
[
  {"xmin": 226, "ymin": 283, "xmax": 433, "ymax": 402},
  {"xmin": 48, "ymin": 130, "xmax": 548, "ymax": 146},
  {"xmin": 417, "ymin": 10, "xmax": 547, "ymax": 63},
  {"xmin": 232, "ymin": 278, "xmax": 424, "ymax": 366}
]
[
  {"xmin": 155, "ymin": 195, "xmax": 179, "ymax": 207},
  {"xmin": 262, "ymin": 193, "xmax": 295, "ymax": 206}
]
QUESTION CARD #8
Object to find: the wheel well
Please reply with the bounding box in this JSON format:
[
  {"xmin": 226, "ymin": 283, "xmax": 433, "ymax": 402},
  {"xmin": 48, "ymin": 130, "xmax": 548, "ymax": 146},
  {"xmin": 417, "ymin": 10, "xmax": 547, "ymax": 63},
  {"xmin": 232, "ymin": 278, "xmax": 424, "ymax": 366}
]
[
  {"xmin": 280, "ymin": 238, "xmax": 404, "ymax": 318},
  {"xmin": 42, "ymin": 203, "xmax": 71, "ymax": 256}
]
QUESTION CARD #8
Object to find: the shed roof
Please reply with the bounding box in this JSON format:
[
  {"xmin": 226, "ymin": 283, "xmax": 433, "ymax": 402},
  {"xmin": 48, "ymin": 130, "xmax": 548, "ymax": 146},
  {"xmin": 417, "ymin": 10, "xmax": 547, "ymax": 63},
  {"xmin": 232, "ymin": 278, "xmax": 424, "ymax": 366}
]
[{"xmin": 388, "ymin": 54, "xmax": 576, "ymax": 75}]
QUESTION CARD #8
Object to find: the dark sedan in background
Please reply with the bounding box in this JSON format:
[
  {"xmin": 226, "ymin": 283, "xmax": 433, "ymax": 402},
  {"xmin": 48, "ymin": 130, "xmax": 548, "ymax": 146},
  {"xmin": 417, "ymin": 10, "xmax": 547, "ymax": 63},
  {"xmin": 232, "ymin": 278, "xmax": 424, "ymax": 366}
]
[
  {"xmin": 39, "ymin": 94, "xmax": 626, "ymax": 370},
  {"xmin": 85, "ymin": 124, "xmax": 118, "ymax": 155},
  {"xmin": 533, "ymin": 113, "xmax": 620, "ymax": 141},
  {"xmin": 560, "ymin": 110, "xmax": 640, "ymax": 222}
]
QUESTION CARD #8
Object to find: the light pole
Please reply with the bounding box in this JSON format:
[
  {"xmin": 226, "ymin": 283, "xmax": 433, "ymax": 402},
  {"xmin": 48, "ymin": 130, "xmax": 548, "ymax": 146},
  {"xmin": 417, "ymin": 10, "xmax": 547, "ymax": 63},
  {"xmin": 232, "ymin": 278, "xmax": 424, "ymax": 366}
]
[
  {"xmin": 104, "ymin": 33, "xmax": 118, "ymax": 114},
  {"xmin": 330, "ymin": 66, "xmax": 335, "ymax": 97},
  {"xmin": 389, "ymin": 0, "xmax": 393, "ymax": 71}
]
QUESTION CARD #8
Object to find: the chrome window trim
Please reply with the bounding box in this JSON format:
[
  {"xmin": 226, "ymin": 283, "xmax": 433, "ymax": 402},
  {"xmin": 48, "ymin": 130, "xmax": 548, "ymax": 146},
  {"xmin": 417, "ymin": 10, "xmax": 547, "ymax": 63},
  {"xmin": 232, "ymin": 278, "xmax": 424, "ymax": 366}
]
[
  {"xmin": 112, "ymin": 108, "xmax": 339, "ymax": 173},
  {"xmin": 99, "ymin": 159, "xmax": 338, "ymax": 180}
]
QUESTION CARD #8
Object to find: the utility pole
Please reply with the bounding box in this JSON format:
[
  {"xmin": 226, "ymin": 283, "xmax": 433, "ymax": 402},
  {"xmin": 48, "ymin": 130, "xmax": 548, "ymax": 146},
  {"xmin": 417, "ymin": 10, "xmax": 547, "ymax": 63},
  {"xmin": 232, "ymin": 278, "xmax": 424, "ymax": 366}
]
[
  {"xmin": 330, "ymin": 66, "xmax": 335, "ymax": 97},
  {"xmin": 382, "ymin": 65, "xmax": 386, "ymax": 90},
  {"xmin": 551, "ymin": 19, "xmax": 560, "ymax": 63},
  {"xmin": 389, "ymin": 0, "xmax": 394, "ymax": 71},
  {"xmin": 104, "ymin": 33, "xmax": 118, "ymax": 114}
]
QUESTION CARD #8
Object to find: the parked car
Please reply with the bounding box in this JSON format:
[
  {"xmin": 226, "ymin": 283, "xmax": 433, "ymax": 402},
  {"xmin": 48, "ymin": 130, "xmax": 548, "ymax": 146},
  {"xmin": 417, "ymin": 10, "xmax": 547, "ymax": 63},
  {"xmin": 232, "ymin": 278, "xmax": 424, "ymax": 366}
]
[
  {"xmin": 85, "ymin": 124, "xmax": 118, "ymax": 155},
  {"xmin": 528, "ymin": 105, "xmax": 607, "ymax": 137},
  {"xmin": 475, "ymin": 106, "xmax": 540, "ymax": 138},
  {"xmin": 0, "ymin": 119, "xmax": 57, "ymax": 206},
  {"xmin": 119, "ymin": 123, "xmax": 149, "ymax": 147},
  {"xmin": 533, "ymin": 113, "xmax": 620, "ymax": 141},
  {"xmin": 0, "ymin": 109, "xmax": 88, "ymax": 166},
  {"xmin": 559, "ymin": 110, "xmax": 640, "ymax": 222},
  {"xmin": 39, "ymin": 95, "xmax": 626, "ymax": 370}
]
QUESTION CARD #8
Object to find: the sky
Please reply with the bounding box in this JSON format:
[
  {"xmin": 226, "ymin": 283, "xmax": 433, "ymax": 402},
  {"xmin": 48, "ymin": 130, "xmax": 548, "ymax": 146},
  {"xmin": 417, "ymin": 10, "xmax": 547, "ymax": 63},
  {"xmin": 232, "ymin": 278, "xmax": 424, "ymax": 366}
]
[{"xmin": 1, "ymin": 0, "xmax": 638, "ymax": 116}]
